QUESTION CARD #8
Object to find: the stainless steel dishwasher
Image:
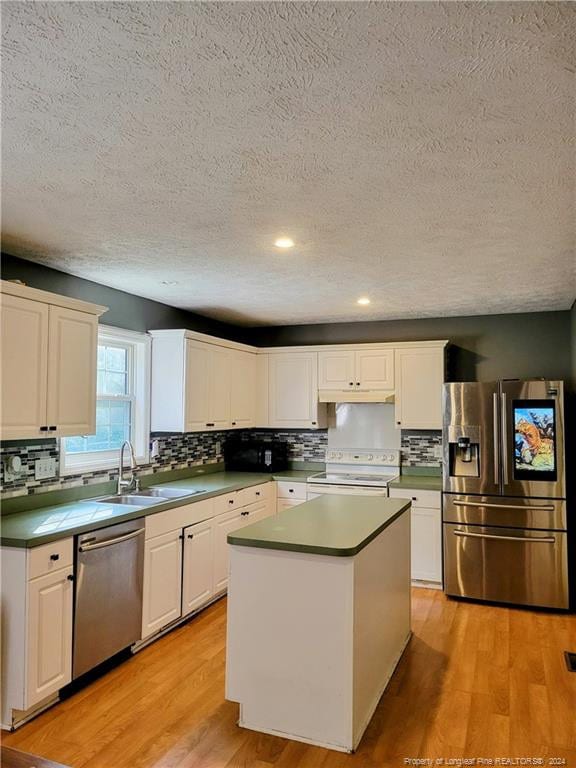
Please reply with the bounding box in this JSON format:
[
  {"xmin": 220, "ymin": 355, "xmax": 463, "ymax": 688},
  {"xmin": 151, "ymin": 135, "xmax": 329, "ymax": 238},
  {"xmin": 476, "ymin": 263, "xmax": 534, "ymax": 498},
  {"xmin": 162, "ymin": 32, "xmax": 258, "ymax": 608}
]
[{"xmin": 73, "ymin": 518, "xmax": 144, "ymax": 679}]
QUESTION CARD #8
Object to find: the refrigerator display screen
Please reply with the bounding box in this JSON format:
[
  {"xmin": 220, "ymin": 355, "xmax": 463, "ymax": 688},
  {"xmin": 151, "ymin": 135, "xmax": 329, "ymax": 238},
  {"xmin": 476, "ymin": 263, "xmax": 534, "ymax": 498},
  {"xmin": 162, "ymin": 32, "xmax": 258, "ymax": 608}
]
[{"xmin": 513, "ymin": 399, "xmax": 557, "ymax": 481}]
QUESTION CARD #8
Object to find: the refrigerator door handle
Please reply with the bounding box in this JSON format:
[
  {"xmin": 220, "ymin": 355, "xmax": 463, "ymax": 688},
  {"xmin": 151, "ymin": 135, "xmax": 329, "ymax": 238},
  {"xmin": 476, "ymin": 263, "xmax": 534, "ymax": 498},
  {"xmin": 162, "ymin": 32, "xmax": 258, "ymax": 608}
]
[
  {"xmin": 501, "ymin": 392, "xmax": 509, "ymax": 485},
  {"xmin": 453, "ymin": 529, "xmax": 556, "ymax": 544},
  {"xmin": 492, "ymin": 393, "xmax": 500, "ymax": 486},
  {"xmin": 453, "ymin": 500, "xmax": 556, "ymax": 512}
]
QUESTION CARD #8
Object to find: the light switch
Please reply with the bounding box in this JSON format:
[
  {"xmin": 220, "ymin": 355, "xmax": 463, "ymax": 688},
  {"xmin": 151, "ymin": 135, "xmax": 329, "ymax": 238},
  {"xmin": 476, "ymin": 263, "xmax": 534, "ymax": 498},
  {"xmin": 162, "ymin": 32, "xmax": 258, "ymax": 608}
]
[{"xmin": 35, "ymin": 457, "xmax": 57, "ymax": 480}]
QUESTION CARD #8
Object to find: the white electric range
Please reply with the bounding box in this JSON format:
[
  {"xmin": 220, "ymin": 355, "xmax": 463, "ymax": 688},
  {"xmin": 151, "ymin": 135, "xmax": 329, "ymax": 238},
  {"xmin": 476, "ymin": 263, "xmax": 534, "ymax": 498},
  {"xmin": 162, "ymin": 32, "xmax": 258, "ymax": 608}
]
[{"xmin": 306, "ymin": 449, "xmax": 400, "ymax": 498}]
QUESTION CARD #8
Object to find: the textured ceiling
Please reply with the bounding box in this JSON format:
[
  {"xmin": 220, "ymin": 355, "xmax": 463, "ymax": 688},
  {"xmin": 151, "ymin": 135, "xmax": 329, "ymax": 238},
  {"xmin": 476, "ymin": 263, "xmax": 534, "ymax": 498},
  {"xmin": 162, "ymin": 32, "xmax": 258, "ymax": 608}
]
[{"xmin": 2, "ymin": 1, "xmax": 575, "ymax": 326}]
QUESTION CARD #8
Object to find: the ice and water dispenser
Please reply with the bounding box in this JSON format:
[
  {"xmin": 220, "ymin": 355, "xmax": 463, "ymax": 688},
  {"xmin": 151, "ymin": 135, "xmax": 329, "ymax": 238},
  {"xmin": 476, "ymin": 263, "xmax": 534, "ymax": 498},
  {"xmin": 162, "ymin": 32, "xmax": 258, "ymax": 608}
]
[{"xmin": 447, "ymin": 426, "xmax": 481, "ymax": 478}]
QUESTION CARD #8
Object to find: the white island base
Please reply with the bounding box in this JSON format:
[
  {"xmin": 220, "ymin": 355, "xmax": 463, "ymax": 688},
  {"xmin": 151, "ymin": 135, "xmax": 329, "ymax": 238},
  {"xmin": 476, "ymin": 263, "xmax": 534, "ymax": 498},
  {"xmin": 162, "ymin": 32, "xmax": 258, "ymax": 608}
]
[{"xmin": 226, "ymin": 506, "xmax": 411, "ymax": 753}]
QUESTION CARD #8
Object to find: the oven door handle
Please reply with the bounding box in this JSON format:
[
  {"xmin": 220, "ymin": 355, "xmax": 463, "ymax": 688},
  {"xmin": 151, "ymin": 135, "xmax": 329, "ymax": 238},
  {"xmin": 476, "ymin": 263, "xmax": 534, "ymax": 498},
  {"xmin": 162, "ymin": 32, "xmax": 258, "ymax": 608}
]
[
  {"xmin": 452, "ymin": 500, "xmax": 555, "ymax": 512},
  {"xmin": 453, "ymin": 529, "xmax": 556, "ymax": 544},
  {"xmin": 79, "ymin": 528, "xmax": 143, "ymax": 552}
]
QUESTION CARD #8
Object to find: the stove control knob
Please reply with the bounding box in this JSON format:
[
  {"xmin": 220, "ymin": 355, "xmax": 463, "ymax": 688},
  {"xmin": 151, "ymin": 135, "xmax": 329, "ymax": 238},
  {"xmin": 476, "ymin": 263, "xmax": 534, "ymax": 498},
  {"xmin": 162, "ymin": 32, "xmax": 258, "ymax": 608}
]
[{"xmin": 366, "ymin": 454, "xmax": 373, "ymax": 461}]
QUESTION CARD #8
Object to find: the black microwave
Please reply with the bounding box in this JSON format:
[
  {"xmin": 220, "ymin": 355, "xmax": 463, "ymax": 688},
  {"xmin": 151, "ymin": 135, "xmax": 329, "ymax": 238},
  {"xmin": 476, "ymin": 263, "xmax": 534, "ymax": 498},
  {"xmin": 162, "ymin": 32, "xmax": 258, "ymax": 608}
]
[{"xmin": 224, "ymin": 439, "xmax": 289, "ymax": 473}]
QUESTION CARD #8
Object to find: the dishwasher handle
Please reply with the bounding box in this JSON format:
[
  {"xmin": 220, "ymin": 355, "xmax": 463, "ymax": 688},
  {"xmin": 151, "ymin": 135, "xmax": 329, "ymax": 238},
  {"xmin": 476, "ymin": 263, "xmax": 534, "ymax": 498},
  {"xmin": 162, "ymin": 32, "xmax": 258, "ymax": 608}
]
[{"xmin": 79, "ymin": 527, "xmax": 144, "ymax": 552}]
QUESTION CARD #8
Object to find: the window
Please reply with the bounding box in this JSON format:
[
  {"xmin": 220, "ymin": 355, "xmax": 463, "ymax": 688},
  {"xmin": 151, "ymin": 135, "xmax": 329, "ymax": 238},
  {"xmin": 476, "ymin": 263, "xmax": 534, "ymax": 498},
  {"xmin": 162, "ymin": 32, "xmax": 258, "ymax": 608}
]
[{"xmin": 61, "ymin": 326, "xmax": 150, "ymax": 474}]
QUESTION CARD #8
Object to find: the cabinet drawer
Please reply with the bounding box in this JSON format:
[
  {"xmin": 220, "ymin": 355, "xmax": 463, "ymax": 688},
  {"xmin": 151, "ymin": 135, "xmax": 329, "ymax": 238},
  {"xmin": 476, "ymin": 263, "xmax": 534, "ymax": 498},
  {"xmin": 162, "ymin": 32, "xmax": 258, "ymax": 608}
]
[
  {"xmin": 276, "ymin": 481, "xmax": 307, "ymax": 500},
  {"xmin": 28, "ymin": 538, "xmax": 73, "ymax": 580},
  {"xmin": 145, "ymin": 498, "xmax": 214, "ymax": 539},
  {"xmin": 388, "ymin": 488, "xmax": 441, "ymax": 509},
  {"xmin": 238, "ymin": 482, "xmax": 272, "ymax": 507},
  {"xmin": 213, "ymin": 491, "xmax": 243, "ymax": 515}
]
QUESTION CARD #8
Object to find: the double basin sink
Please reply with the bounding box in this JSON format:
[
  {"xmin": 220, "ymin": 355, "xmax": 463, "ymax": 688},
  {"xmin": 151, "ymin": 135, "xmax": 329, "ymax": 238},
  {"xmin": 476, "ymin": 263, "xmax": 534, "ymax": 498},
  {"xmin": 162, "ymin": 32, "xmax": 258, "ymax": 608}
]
[{"xmin": 98, "ymin": 486, "xmax": 204, "ymax": 507}]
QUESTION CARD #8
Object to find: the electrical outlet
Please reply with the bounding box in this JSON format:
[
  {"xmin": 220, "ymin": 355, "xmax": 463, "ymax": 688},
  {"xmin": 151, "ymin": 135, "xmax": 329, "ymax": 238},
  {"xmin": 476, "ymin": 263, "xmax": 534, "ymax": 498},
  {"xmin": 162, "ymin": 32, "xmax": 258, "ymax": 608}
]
[
  {"xmin": 35, "ymin": 457, "xmax": 57, "ymax": 480},
  {"xmin": 150, "ymin": 439, "xmax": 160, "ymax": 458},
  {"xmin": 433, "ymin": 445, "xmax": 443, "ymax": 459},
  {"xmin": 215, "ymin": 441, "xmax": 221, "ymax": 455}
]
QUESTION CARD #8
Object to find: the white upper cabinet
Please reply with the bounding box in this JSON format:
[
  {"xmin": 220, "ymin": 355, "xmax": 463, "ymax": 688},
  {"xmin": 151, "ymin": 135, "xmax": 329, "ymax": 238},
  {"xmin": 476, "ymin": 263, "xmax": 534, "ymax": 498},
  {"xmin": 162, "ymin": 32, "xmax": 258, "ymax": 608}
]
[
  {"xmin": 354, "ymin": 349, "xmax": 394, "ymax": 390},
  {"xmin": 185, "ymin": 340, "xmax": 231, "ymax": 431},
  {"xmin": 318, "ymin": 350, "xmax": 355, "ymax": 391},
  {"xmin": 184, "ymin": 340, "xmax": 211, "ymax": 432},
  {"xmin": 0, "ymin": 293, "xmax": 49, "ymax": 440},
  {"xmin": 151, "ymin": 330, "xmax": 253, "ymax": 433},
  {"xmin": 0, "ymin": 281, "xmax": 106, "ymax": 440},
  {"xmin": 46, "ymin": 306, "xmax": 98, "ymax": 436},
  {"xmin": 268, "ymin": 352, "xmax": 326, "ymax": 429},
  {"xmin": 230, "ymin": 350, "xmax": 256, "ymax": 429},
  {"xmin": 394, "ymin": 347, "xmax": 445, "ymax": 429},
  {"xmin": 318, "ymin": 348, "xmax": 394, "ymax": 393}
]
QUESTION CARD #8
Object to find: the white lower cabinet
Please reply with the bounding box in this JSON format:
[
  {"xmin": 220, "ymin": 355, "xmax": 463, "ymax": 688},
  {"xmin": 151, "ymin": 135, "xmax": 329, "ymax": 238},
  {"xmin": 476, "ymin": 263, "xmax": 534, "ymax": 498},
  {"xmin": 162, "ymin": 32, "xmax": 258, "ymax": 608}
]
[
  {"xmin": 1, "ymin": 539, "xmax": 74, "ymax": 728},
  {"xmin": 388, "ymin": 487, "xmax": 442, "ymax": 585},
  {"xmin": 276, "ymin": 480, "xmax": 308, "ymax": 513},
  {"xmin": 141, "ymin": 483, "xmax": 276, "ymax": 640},
  {"xmin": 277, "ymin": 498, "xmax": 306, "ymax": 512},
  {"xmin": 182, "ymin": 519, "xmax": 215, "ymax": 617},
  {"xmin": 26, "ymin": 566, "xmax": 74, "ymax": 709},
  {"xmin": 141, "ymin": 529, "xmax": 183, "ymax": 639}
]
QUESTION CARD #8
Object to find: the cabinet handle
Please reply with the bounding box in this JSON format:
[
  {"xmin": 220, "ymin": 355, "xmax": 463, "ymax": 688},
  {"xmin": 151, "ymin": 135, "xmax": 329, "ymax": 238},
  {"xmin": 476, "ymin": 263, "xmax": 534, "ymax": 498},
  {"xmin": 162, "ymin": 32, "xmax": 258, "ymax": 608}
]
[
  {"xmin": 356, "ymin": 382, "xmax": 360, "ymax": 386},
  {"xmin": 349, "ymin": 382, "xmax": 354, "ymax": 386},
  {"xmin": 179, "ymin": 534, "xmax": 184, "ymax": 540},
  {"xmin": 255, "ymin": 491, "xmax": 260, "ymax": 496},
  {"xmin": 231, "ymin": 422, "xmax": 236, "ymax": 426},
  {"xmin": 396, "ymin": 421, "xmax": 401, "ymax": 425},
  {"xmin": 312, "ymin": 421, "xmax": 317, "ymax": 425},
  {"xmin": 228, "ymin": 499, "xmax": 234, "ymax": 505},
  {"xmin": 206, "ymin": 422, "xmax": 215, "ymax": 427},
  {"xmin": 39, "ymin": 426, "xmax": 49, "ymax": 432},
  {"xmin": 187, "ymin": 534, "xmax": 194, "ymax": 539},
  {"xmin": 49, "ymin": 426, "xmax": 57, "ymax": 431},
  {"xmin": 50, "ymin": 553, "xmax": 60, "ymax": 561},
  {"xmin": 288, "ymin": 488, "xmax": 294, "ymax": 493},
  {"xmin": 411, "ymin": 497, "xmax": 417, "ymax": 501},
  {"xmin": 67, "ymin": 574, "xmax": 74, "ymax": 582}
]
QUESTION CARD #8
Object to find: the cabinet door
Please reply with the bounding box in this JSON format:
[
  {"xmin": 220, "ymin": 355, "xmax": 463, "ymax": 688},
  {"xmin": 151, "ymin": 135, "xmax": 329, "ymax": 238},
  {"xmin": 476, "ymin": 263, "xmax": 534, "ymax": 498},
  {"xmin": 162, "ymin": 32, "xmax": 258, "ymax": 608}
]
[
  {"xmin": 26, "ymin": 567, "xmax": 73, "ymax": 708},
  {"xmin": 277, "ymin": 498, "xmax": 306, "ymax": 512},
  {"xmin": 268, "ymin": 353, "xmax": 319, "ymax": 428},
  {"xmin": 355, "ymin": 349, "xmax": 394, "ymax": 390},
  {"xmin": 46, "ymin": 306, "xmax": 98, "ymax": 436},
  {"xmin": 318, "ymin": 350, "xmax": 355, "ymax": 391},
  {"xmin": 208, "ymin": 346, "xmax": 231, "ymax": 430},
  {"xmin": 182, "ymin": 520, "xmax": 214, "ymax": 617},
  {"xmin": 141, "ymin": 530, "xmax": 182, "ymax": 639},
  {"xmin": 213, "ymin": 508, "xmax": 247, "ymax": 594},
  {"xmin": 411, "ymin": 507, "xmax": 442, "ymax": 583},
  {"xmin": 184, "ymin": 340, "xmax": 211, "ymax": 432},
  {"xmin": 0, "ymin": 294, "xmax": 49, "ymax": 439},
  {"xmin": 394, "ymin": 348, "xmax": 444, "ymax": 429},
  {"xmin": 230, "ymin": 351, "xmax": 256, "ymax": 429}
]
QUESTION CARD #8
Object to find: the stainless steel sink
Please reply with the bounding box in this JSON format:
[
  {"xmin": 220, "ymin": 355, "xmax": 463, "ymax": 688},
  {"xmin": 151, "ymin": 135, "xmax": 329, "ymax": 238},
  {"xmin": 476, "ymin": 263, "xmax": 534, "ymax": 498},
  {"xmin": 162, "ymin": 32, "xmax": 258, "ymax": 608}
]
[
  {"xmin": 97, "ymin": 487, "xmax": 203, "ymax": 506},
  {"xmin": 138, "ymin": 487, "xmax": 202, "ymax": 499},
  {"xmin": 98, "ymin": 495, "xmax": 161, "ymax": 507}
]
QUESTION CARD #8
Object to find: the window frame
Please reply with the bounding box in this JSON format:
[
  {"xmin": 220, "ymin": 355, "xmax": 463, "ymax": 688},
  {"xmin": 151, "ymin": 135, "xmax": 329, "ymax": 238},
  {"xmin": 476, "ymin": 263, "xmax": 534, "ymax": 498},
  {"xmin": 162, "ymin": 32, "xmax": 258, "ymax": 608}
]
[{"xmin": 60, "ymin": 326, "xmax": 151, "ymax": 476}]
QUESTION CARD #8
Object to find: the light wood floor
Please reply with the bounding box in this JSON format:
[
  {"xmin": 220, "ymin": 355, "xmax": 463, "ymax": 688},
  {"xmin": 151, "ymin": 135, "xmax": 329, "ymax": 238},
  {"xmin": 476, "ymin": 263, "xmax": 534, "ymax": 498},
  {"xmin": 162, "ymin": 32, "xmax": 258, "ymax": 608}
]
[{"xmin": 3, "ymin": 589, "xmax": 576, "ymax": 767}]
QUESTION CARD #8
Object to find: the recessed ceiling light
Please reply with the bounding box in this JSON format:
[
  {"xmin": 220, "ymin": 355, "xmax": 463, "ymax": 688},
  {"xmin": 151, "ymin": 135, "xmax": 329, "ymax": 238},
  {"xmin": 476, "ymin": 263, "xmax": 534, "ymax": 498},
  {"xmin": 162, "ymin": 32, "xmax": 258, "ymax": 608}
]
[
  {"xmin": 357, "ymin": 297, "xmax": 371, "ymax": 305},
  {"xmin": 274, "ymin": 237, "xmax": 295, "ymax": 249},
  {"xmin": 161, "ymin": 280, "xmax": 179, "ymax": 286}
]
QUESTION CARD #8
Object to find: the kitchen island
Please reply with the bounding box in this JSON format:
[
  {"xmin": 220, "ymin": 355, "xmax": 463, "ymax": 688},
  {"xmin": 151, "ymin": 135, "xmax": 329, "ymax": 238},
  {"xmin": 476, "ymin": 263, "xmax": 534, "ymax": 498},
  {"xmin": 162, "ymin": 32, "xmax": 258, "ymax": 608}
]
[{"xmin": 225, "ymin": 495, "xmax": 412, "ymax": 753}]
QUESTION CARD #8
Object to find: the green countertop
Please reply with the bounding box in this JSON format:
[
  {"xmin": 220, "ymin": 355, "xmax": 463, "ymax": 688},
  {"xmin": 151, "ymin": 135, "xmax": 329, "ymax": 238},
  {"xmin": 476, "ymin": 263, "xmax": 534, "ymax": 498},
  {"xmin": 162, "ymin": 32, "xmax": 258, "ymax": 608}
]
[
  {"xmin": 227, "ymin": 495, "xmax": 411, "ymax": 557},
  {"xmin": 1, "ymin": 471, "xmax": 300, "ymax": 548},
  {"xmin": 388, "ymin": 475, "xmax": 442, "ymax": 492}
]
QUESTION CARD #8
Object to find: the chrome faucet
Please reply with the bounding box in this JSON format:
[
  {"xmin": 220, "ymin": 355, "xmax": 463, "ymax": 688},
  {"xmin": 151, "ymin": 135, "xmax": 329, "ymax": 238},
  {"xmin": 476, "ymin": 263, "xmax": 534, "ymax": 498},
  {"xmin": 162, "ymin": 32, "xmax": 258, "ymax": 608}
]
[{"xmin": 117, "ymin": 440, "xmax": 139, "ymax": 495}]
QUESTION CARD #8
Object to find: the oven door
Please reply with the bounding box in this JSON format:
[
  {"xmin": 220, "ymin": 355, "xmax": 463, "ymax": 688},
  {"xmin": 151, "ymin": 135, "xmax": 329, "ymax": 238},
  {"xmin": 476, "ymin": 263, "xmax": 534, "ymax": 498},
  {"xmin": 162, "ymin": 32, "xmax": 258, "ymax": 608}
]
[
  {"xmin": 443, "ymin": 522, "xmax": 568, "ymax": 609},
  {"xmin": 500, "ymin": 380, "xmax": 565, "ymax": 499}
]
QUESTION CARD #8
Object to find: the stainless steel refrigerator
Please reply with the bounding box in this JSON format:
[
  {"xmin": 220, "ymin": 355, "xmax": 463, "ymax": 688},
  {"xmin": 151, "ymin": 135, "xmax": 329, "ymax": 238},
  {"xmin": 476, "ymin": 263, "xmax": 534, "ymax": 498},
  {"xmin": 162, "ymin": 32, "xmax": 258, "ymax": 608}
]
[{"xmin": 442, "ymin": 379, "xmax": 568, "ymax": 609}]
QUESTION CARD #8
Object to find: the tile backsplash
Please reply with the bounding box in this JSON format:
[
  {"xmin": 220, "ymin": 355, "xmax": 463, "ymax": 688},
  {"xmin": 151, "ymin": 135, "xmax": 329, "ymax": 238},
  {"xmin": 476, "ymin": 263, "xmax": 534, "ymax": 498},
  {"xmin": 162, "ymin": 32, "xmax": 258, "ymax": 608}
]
[
  {"xmin": 400, "ymin": 430, "xmax": 443, "ymax": 466},
  {"xmin": 241, "ymin": 429, "xmax": 328, "ymax": 463},
  {"xmin": 1, "ymin": 427, "xmax": 441, "ymax": 499},
  {"xmin": 0, "ymin": 429, "xmax": 327, "ymax": 499}
]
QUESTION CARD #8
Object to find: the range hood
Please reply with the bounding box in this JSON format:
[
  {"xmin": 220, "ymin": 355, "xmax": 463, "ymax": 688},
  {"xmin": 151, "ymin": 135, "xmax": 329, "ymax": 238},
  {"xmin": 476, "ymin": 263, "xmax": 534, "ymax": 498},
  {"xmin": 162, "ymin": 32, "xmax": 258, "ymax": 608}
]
[{"xmin": 319, "ymin": 389, "xmax": 395, "ymax": 404}]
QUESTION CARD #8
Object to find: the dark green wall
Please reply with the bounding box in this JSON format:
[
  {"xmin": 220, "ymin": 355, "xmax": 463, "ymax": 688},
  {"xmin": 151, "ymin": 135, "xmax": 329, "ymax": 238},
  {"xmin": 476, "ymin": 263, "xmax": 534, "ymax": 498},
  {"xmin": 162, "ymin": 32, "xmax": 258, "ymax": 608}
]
[
  {"xmin": 249, "ymin": 311, "xmax": 573, "ymax": 385},
  {"xmin": 2, "ymin": 252, "xmax": 574, "ymax": 387},
  {"xmin": 1, "ymin": 253, "xmax": 251, "ymax": 344}
]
